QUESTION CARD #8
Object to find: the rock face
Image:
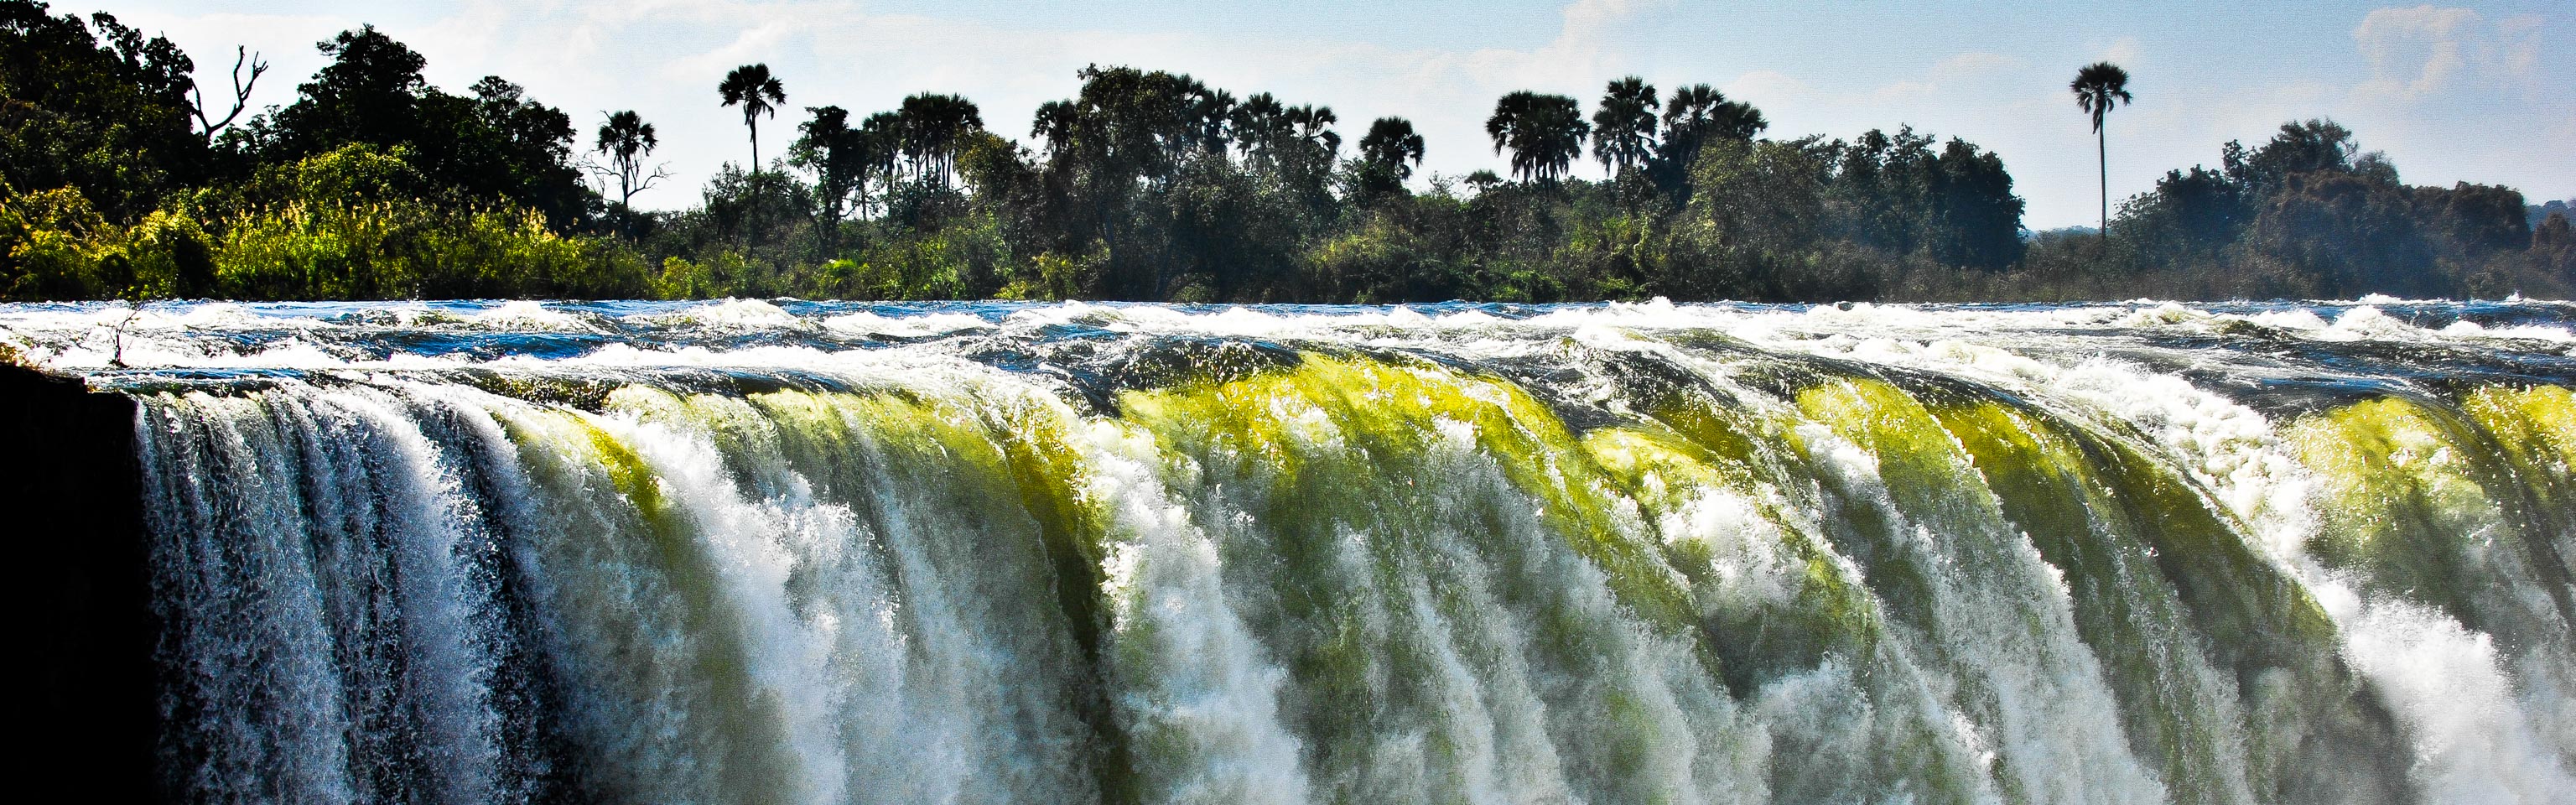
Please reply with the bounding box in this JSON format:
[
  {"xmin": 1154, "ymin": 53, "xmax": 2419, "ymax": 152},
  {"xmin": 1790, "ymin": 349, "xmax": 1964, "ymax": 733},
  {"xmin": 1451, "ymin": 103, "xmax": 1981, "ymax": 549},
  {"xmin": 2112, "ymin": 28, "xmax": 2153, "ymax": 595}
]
[{"xmin": 2, "ymin": 365, "xmax": 157, "ymax": 802}]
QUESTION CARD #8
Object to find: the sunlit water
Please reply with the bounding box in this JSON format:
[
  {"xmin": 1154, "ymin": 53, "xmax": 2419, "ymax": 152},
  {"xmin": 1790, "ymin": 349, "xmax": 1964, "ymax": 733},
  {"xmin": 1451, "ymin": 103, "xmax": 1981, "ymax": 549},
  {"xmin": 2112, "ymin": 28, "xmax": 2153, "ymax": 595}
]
[{"xmin": 4, "ymin": 297, "xmax": 2573, "ymax": 805}]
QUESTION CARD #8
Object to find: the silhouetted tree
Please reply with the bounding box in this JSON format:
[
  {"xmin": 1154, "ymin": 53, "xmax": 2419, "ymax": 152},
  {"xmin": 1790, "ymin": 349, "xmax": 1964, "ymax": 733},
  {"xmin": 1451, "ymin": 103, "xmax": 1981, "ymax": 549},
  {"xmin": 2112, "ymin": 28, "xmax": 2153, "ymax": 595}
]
[
  {"xmin": 2542, "ymin": 213, "xmax": 2576, "ymax": 243},
  {"xmin": 2226, "ymin": 118, "xmax": 2366, "ymax": 198},
  {"xmin": 2536, "ymin": 213, "xmax": 2573, "ymax": 281},
  {"xmin": 1, "ymin": 1, "xmax": 209, "ymax": 221},
  {"xmin": 1926, "ymin": 137, "xmax": 2026, "ymax": 270},
  {"xmin": 1284, "ymin": 104, "xmax": 1339, "ymax": 156},
  {"xmin": 1487, "ymin": 91, "xmax": 1587, "ymax": 184},
  {"xmin": 2115, "ymin": 165, "xmax": 2249, "ymax": 271},
  {"xmin": 251, "ymin": 25, "xmax": 592, "ymax": 226},
  {"xmin": 791, "ymin": 105, "xmax": 875, "ymax": 247},
  {"xmin": 719, "ymin": 63, "xmax": 786, "ymax": 169},
  {"xmin": 460, "ymin": 76, "xmax": 588, "ymax": 223},
  {"xmin": 2243, "ymin": 170, "xmax": 2437, "ymax": 296},
  {"xmin": 1274, "ymin": 102, "xmax": 1341, "ymax": 200},
  {"xmin": 1356, "ymin": 116, "xmax": 1426, "ymax": 200},
  {"xmin": 1231, "ymin": 92, "xmax": 1289, "ymax": 166},
  {"xmin": 1026, "ymin": 65, "xmax": 1260, "ymax": 298},
  {"xmin": 2070, "ymin": 61, "xmax": 2132, "ymax": 236},
  {"xmin": 187, "ymin": 45, "xmax": 266, "ymax": 144},
  {"xmin": 2414, "ymin": 181, "xmax": 2531, "ymax": 256},
  {"xmin": 859, "ymin": 110, "xmax": 902, "ymax": 203},
  {"xmin": 593, "ymin": 111, "xmax": 663, "ymax": 210},
  {"xmin": 1650, "ymin": 84, "xmax": 1765, "ymax": 196},
  {"xmin": 1187, "ymin": 88, "xmax": 1236, "ymax": 154},
  {"xmin": 893, "ymin": 93, "xmax": 983, "ymax": 187},
  {"xmin": 262, "ymin": 25, "xmax": 426, "ymax": 154},
  {"xmin": 1592, "ymin": 76, "xmax": 1658, "ymax": 174}
]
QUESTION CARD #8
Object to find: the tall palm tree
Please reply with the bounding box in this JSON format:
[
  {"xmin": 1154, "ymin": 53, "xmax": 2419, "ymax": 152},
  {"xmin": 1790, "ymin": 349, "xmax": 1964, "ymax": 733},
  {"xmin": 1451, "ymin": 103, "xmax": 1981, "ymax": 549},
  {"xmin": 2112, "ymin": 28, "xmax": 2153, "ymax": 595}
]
[
  {"xmin": 1359, "ymin": 117, "xmax": 1426, "ymax": 179},
  {"xmin": 1591, "ymin": 76, "xmax": 1658, "ymax": 174},
  {"xmin": 1032, "ymin": 100, "xmax": 1081, "ymax": 156},
  {"xmin": 1487, "ymin": 91, "xmax": 1588, "ymax": 184},
  {"xmin": 594, "ymin": 110, "xmax": 663, "ymax": 210},
  {"xmin": 1357, "ymin": 116, "xmax": 1426, "ymax": 199},
  {"xmin": 1284, "ymin": 104, "xmax": 1340, "ymax": 157},
  {"xmin": 860, "ymin": 111, "xmax": 903, "ymax": 213},
  {"xmin": 1661, "ymin": 84, "xmax": 1723, "ymax": 131},
  {"xmin": 1658, "ymin": 84, "xmax": 1768, "ymax": 164},
  {"xmin": 719, "ymin": 63, "xmax": 787, "ymax": 169},
  {"xmin": 1188, "ymin": 88, "xmax": 1237, "ymax": 155},
  {"xmin": 2070, "ymin": 61, "xmax": 2132, "ymax": 236},
  {"xmin": 895, "ymin": 93, "xmax": 984, "ymax": 186},
  {"xmin": 1230, "ymin": 92, "xmax": 1290, "ymax": 165}
]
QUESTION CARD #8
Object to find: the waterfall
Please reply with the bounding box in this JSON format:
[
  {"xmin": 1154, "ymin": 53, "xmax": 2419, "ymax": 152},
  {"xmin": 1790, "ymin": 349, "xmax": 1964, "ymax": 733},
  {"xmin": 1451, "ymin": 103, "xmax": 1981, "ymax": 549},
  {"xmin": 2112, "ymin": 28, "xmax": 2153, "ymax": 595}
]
[{"xmin": 4, "ymin": 299, "xmax": 2572, "ymax": 804}]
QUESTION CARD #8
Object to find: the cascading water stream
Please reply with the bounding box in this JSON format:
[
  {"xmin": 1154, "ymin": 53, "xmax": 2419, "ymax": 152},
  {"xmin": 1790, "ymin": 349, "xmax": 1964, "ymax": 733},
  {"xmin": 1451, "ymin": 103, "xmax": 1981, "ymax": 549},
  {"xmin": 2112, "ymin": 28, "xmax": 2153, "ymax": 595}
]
[{"xmin": 3, "ymin": 298, "xmax": 2572, "ymax": 805}]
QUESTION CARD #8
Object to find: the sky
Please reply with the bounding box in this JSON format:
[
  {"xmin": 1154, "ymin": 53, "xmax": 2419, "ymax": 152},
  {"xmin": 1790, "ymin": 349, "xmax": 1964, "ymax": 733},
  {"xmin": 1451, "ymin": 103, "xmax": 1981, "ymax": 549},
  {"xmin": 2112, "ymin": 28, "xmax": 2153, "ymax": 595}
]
[{"xmin": 88, "ymin": 0, "xmax": 2576, "ymax": 229}]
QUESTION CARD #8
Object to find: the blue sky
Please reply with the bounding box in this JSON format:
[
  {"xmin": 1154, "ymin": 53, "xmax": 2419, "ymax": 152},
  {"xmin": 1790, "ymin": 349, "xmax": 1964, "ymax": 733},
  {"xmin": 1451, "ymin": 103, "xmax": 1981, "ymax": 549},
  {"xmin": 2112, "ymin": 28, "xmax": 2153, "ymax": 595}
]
[{"xmin": 95, "ymin": 0, "xmax": 2573, "ymax": 228}]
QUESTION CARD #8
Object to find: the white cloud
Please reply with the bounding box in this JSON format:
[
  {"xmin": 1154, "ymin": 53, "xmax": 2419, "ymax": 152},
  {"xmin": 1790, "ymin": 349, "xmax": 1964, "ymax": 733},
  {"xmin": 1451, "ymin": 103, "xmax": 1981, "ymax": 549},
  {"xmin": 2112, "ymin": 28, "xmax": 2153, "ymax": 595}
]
[
  {"xmin": 2101, "ymin": 36, "xmax": 2142, "ymax": 66},
  {"xmin": 2353, "ymin": 5, "xmax": 2542, "ymax": 101}
]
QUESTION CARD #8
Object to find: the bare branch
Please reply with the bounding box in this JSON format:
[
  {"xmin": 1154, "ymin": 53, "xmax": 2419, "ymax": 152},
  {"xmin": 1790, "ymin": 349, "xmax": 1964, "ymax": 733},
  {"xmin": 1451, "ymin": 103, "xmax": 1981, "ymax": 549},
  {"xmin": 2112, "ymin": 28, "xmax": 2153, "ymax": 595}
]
[
  {"xmin": 581, "ymin": 156, "xmax": 673, "ymax": 221},
  {"xmin": 578, "ymin": 156, "xmax": 620, "ymax": 185},
  {"xmin": 190, "ymin": 46, "xmax": 268, "ymax": 142},
  {"xmin": 104, "ymin": 301, "xmax": 146, "ymax": 369},
  {"xmin": 632, "ymin": 163, "xmax": 673, "ymax": 198}
]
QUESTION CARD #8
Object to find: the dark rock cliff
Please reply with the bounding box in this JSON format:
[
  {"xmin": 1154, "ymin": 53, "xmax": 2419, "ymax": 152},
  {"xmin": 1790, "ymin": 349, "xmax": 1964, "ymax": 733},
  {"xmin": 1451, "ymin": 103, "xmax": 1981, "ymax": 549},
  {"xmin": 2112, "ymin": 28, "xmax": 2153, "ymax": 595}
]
[{"xmin": 2, "ymin": 365, "xmax": 159, "ymax": 801}]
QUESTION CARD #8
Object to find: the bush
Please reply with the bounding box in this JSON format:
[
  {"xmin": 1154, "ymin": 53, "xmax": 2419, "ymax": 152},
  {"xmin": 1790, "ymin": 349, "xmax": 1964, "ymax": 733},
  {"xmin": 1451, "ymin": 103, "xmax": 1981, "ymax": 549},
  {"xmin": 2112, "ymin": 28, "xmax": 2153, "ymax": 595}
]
[
  {"xmin": 2, "ymin": 182, "xmax": 215, "ymax": 300},
  {"xmin": 1, "ymin": 183, "xmax": 118, "ymax": 299},
  {"xmin": 200, "ymin": 147, "xmax": 648, "ymax": 299},
  {"xmin": 808, "ymin": 215, "xmax": 1011, "ymax": 300}
]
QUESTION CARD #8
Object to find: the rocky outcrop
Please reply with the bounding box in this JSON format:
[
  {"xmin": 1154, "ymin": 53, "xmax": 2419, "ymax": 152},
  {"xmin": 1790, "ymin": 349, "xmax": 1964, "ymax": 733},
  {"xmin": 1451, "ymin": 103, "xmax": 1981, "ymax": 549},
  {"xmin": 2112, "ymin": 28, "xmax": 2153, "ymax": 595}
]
[{"xmin": 2, "ymin": 365, "xmax": 158, "ymax": 801}]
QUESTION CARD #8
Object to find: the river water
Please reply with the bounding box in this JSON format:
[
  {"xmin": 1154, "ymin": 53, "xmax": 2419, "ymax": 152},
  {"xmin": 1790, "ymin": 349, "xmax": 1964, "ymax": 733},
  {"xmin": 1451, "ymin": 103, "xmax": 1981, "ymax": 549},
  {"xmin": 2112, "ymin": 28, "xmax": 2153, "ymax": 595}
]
[{"xmin": 3, "ymin": 298, "xmax": 2572, "ymax": 805}]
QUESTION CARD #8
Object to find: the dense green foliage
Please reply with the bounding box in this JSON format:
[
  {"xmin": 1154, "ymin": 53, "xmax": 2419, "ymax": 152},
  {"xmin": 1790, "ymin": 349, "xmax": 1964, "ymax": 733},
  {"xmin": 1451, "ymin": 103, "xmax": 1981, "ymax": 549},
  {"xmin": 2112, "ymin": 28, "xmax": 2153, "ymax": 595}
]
[
  {"xmin": 2030, "ymin": 119, "xmax": 2573, "ymax": 299},
  {"xmin": 4, "ymin": 2, "xmax": 2568, "ymax": 303}
]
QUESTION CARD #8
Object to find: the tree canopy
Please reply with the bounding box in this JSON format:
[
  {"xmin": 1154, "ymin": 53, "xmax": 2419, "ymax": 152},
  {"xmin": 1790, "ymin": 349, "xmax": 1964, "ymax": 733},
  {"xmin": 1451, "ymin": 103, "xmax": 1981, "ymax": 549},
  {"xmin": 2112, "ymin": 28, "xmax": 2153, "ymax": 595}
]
[
  {"xmin": 1488, "ymin": 91, "xmax": 1589, "ymax": 184},
  {"xmin": 719, "ymin": 63, "xmax": 786, "ymax": 168},
  {"xmin": 3, "ymin": 9, "xmax": 2565, "ymax": 304}
]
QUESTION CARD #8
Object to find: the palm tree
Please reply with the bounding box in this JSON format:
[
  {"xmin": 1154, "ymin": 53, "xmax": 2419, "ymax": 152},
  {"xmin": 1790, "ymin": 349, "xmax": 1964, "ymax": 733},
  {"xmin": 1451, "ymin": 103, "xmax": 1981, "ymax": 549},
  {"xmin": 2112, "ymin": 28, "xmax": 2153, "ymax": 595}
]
[
  {"xmin": 593, "ymin": 110, "xmax": 665, "ymax": 210},
  {"xmin": 860, "ymin": 111, "xmax": 903, "ymax": 213},
  {"xmin": 1357, "ymin": 116, "xmax": 1426, "ymax": 198},
  {"xmin": 1487, "ymin": 91, "xmax": 1589, "ymax": 184},
  {"xmin": 1230, "ymin": 92, "xmax": 1290, "ymax": 165},
  {"xmin": 719, "ymin": 63, "xmax": 787, "ymax": 169},
  {"xmin": 1657, "ymin": 84, "xmax": 1767, "ymax": 166},
  {"xmin": 1032, "ymin": 100, "xmax": 1081, "ymax": 156},
  {"xmin": 1662, "ymin": 84, "xmax": 1724, "ymax": 130},
  {"xmin": 1591, "ymin": 76, "xmax": 1658, "ymax": 174},
  {"xmin": 1188, "ymin": 88, "xmax": 1237, "ymax": 155},
  {"xmin": 2070, "ymin": 61, "xmax": 2132, "ymax": 236},
  {"xmin": 792, "ymin": 105, "xmax": 875, "ymax": 236},
  {"xmin": 1359, "ymin": 117, "xmax": 1426, "ymax": 178},
  {"xmin": 895, "ymin": 93, "xmax": 984, "ymax": 186},
  {"xmin": 1284, "ymin": 104, "xmax": 1340, "ymax": 157}
]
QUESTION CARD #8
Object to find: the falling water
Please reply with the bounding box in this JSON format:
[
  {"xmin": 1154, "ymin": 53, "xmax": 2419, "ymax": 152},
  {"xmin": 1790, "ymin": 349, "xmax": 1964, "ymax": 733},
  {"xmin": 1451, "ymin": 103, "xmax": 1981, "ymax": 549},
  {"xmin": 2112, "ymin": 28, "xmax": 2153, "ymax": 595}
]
[{"xmin": 4, "ymin": 298, "xmax": 2571, "ymax": 804}]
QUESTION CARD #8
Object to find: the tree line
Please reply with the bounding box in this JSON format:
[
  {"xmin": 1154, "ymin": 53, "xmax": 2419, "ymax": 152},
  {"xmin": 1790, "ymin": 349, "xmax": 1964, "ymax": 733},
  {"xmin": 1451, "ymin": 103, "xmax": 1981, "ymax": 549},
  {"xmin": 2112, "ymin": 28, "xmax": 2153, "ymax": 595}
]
[{"xmin": 4, "ymin": 2, "xmax": 2569, "ymax": 304}]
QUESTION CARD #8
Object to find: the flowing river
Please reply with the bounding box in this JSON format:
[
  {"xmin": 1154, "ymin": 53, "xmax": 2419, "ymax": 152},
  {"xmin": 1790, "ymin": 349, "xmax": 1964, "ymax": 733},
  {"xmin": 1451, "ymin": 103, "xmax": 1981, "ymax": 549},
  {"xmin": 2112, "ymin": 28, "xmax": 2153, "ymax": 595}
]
[{"xmin": 3, "ymin": 298, "xmax": 2572, "ymax": 805}]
